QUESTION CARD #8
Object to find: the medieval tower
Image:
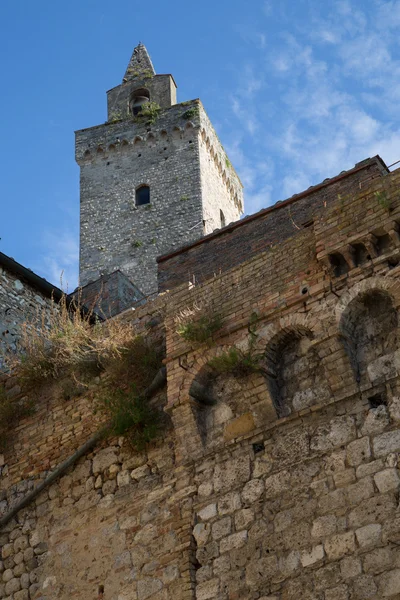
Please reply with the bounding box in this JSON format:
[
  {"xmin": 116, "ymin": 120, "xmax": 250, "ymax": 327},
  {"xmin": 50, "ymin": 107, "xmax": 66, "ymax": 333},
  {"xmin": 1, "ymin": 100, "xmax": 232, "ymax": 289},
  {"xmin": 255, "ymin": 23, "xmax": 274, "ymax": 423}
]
[{"xmin": 75, "ymin": 43, "xmax": 244, "ymax": 295}]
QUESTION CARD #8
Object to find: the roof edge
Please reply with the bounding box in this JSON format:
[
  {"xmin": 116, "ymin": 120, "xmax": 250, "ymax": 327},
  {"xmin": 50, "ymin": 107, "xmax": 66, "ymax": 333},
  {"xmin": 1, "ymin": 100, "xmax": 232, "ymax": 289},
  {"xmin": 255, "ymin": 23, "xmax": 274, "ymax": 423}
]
[
  {"xmin": 0, "ymin": 252, "xmax": 63, "ymax": 300},
  {"xmin": 157, "ymin": 155, "xmax": 389, "ymax": 264}
]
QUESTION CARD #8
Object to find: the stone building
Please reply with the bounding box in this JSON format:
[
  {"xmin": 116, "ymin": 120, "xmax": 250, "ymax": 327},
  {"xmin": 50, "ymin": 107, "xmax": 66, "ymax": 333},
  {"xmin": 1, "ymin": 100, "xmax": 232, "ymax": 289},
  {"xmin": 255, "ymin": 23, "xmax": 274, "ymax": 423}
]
[
  {"xmin": 76, "ymin": 44, "xmax": 243, "ymax": 295},
  {"xmin": 2, "ymin": 43, "xmax": 400, "ymax": 600},
  {"xmin": 0, "ymin": 253, "xmax": 62, "ymax": 369}
]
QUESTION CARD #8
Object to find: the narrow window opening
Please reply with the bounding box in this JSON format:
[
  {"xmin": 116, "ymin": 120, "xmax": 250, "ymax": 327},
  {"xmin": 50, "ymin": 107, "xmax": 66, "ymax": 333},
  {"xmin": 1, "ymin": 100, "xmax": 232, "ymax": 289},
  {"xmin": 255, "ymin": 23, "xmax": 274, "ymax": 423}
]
[
  {"xmin": 352, "ymin": 243, "xmax": 369, "ymax": 266},
  {"xmin": 136, "ymin": 185, "xmax": 150, "ymax": 206},
  {"xmin": 129, "ymin": 88, "xmax": 150, "ymax": 116},
  {"xmin": 328, "ymin": 253, "xmax": 349, "ymax": 277},
  {"xmin": 220, "ymin": 209, "xmax": 226, "ymax": 228},
  {"xmin": 376, "ymin": 233, "xmax": 392, "ymax": 255}
]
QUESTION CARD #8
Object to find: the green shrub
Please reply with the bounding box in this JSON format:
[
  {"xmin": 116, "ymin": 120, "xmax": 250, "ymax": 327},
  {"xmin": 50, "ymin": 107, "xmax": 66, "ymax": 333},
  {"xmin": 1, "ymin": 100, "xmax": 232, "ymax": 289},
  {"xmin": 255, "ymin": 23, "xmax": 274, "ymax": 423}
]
[
  {"xmin": 97, "ymin": 384, "xmax": 159, "ymax": 450},
  {"xmin": 208, "ymin": 346, "xmax": 262, "ymax": 376},
  {"xmin": 177, "ymin": 313, "xmax": 224, "ymax": 345},
  {"xmin": 182, "ymin": 107, "xmax": 199, "ymax": 120},
  {"xmin": 133, "ymin": 102, "xmax": 161, "ymax": 125}
]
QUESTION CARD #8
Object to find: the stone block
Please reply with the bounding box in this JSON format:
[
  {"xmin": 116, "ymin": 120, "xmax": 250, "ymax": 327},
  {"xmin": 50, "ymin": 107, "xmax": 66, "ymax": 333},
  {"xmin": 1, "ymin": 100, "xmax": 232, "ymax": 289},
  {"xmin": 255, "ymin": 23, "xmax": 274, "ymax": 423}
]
[
  {"xmin": 193, "ymin": 523, "xmax": 210, "ymax": 547},
  {"xmin": 218, "ymin": 492, "xmax": 241, "ymax": 516},
  {"xmin": 92, "ymin": 448, "xmax": 119, "ymax": 474},
  {"xmin": 241, "ymin": 478, "xmax": 264, "ymax": 504},
  {"xmin": 347, "ymin": 437, "xmax": 371, "ymax": 466},
  {"xmin": 346, "ymin": 476, "xmax": 375, "ymax": 505},
  {"xmin": 340, "ymin": 556, "xmax": 362, "ymax": 579},
  {"xmin": 224, "ymin": 412, "xmax": 255, "ymax": 441},
  {"xmin": 374, "ymin": 468, "xmax": 400, "ymax": 493},
  {"xmin": 196, "ymin": 577, "xmax": 220, "ymax": 600},
  {"xmin": 363, "ymin": 547, "xmax": 392, "ymax": 574},
  {"xmin": 324, "ymin": 532, "xmax": 356, "ymax": 560},
  {"xmin": 312, "ymin": 515, "xmax": 337, "ymax": 539},
  {"xmin": 137, "ymin": 578, "xmax": 162, "ymax": 600},
  {"xmin": 213, "ymin": 456, "xmax": 250, "ymax": 494},
  {"xmin": 355, "ymin": 523, "xmax": 382, "ymax": 549},
  {"xmin": 198, "ymin": 504, "xmax": 217, "ymax": 521},
  {"xmin": 235, "ymin": 508, "xmax": 254, "ymax": 530},
  {"xmin": 253, "ymin": 455, "xmax": 273, "ymax": 478},
  {"xmin": 352, "ymin": 574, "xmax": 377, "ymax": 599},
  {"xmin": 264, "ymin": 471, "xmax": 291, "ymax": 499},
  {"xmin": 324, "ymin": 584, "xmax": 348, "ymax": 600},
  {"xmin": 378, "ymin": 568, "xmax": 400, "ymax": 597},
  {"xmin": 219, "ymin": 530, "xmax": 248, "ymax": 554},
  {"xmin": 211, "ymin": 517, "xmax": 231, "ymax": 541},
  {"xmin": 373, "ymin": 430, "xmax": 400, "ymax": 458},
  {"xmin": 300, "ymin": 545, "xmax": 324, "ymax": 567}
]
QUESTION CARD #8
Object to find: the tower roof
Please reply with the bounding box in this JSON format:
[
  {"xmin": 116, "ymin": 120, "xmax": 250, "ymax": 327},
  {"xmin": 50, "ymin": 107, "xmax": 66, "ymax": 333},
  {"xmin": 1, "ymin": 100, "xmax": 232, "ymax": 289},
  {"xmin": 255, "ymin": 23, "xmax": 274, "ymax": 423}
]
[{"xmin": 123, "ymin": 43, "xmax": 156, "ymax": 82}]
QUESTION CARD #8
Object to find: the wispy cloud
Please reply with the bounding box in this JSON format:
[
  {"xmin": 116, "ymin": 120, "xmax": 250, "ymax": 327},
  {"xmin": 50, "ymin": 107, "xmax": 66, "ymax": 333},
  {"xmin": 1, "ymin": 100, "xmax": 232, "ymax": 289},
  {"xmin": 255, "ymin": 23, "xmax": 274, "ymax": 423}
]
[
  {"xmin": 35, "ymin": 230, "xmax": 79, "ymax": 292},
  {"xmin": 226, "ymin": 0, "xmax": 400, "ymax": 214}
]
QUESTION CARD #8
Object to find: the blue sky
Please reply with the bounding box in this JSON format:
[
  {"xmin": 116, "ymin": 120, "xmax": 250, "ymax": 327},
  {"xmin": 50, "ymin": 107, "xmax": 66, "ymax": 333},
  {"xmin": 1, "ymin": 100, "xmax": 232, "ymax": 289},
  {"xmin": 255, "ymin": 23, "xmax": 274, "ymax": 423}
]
[{"xmin": 1, "ymin": 0, "xmax": 400, "ymax": 290}]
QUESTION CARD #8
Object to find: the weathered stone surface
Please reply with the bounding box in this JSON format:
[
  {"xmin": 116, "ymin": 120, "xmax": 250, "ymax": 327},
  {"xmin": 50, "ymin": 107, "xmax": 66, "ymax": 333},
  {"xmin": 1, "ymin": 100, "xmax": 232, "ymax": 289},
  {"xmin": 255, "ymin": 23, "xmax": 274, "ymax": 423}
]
[
  {"xmin": 224, "ymin": 413, "xmax": 255, "ymax": 441},
  {"xmin": 324, "ymin": 532, "xmax": 356, "ymax": 560},
  {"xmin": 374, "ymin": 468, "xmax": 400, "ymax": 493},
  {"xmin": 92, "ymin": 448, "xmax": 119, "ymax": 474}
]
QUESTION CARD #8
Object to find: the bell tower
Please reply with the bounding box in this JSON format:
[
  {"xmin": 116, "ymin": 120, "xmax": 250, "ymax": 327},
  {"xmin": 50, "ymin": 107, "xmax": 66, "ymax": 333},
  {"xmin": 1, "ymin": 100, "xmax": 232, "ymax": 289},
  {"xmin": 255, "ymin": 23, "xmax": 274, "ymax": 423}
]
[{"xmin": 75, "ymin": 43, "xmax": 244, "ymax": 295}]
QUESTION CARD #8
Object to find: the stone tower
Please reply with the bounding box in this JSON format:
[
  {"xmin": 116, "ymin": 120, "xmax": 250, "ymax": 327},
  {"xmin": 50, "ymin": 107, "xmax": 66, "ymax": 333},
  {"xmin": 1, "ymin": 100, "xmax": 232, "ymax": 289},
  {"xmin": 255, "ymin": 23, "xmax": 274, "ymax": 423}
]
[{"xmin": 75, "ymin": 43, "xmax": 244, "ymax": 295}]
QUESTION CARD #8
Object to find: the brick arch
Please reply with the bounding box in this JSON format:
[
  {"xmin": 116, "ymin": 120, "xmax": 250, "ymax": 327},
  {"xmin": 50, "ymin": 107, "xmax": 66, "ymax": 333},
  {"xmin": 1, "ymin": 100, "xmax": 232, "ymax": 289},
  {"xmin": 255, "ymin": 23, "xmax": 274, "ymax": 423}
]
[
  {"xmin": 253, "ymin": 314, "xmax": 330, "ymax": 417},
  {"xmin": 253, "ymin": 312, "xmax": 323, "ymax": 353},
  {"xmin": 335, "ymin": 277, "xmax": 400, "ymax": 326},
  {"xmin": 336, "ymin": 277, "xmax": 400, "ymax": 385}
]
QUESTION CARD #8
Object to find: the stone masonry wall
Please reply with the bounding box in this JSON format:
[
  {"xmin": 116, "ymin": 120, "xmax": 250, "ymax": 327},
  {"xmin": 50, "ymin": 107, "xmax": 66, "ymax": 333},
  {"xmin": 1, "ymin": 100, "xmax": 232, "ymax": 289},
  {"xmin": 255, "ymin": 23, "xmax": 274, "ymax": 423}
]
[
  {"xmin": 76, "ymin": 100, "xmax": 243, "ymax": 296},
  {"xmin": 0, "ymin": 268, "xmax": 53, "ymax": 370},
  {"xmin": 2, "ymin": 169, "xmax": 400, "ymax": 599},
  {"xmin": 198, "ymin": 109, "xmax": 243, "ymax": 235},
  {"xmin": 157, "ymin": 157, "xmax": 387, "ymax": 291}
]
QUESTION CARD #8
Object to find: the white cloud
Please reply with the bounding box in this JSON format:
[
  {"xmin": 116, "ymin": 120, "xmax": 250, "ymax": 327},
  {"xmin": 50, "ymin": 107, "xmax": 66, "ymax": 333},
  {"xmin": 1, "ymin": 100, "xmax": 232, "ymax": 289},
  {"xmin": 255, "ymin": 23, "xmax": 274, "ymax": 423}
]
[
  {"xmin": 226, "ymin": 0, "xmax": 400, "ymax": 217},
  {"xmin": 35, "ymin": 231, "xmax": 79, "ymax": 292}
]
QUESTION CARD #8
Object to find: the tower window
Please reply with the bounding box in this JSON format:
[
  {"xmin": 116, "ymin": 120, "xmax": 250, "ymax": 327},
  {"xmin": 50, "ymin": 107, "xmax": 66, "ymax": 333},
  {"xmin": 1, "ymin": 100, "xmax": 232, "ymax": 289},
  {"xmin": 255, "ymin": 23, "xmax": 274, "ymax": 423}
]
[
  {"xmin": 129, "ymin": 88, "xmax": 150, "ymax": 116},
  {"xmin": 136, "ymin": 185, "xmax": 150, "ymax": 206},
  {"xmin": 220, "ymin": 209, "xmax": 226, "ymax": 228}
]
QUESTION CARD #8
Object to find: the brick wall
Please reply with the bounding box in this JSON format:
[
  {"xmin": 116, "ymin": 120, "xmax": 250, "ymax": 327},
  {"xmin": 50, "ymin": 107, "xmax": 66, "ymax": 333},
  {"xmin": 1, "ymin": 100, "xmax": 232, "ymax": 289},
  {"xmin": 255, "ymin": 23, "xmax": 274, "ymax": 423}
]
[
  {"xmin": 2, "ymin": 169, "xmax": 400, "ymax": 599},
  {"xmin": 158, "ymin": 156, "xmax": 387, "ymax": 291}
]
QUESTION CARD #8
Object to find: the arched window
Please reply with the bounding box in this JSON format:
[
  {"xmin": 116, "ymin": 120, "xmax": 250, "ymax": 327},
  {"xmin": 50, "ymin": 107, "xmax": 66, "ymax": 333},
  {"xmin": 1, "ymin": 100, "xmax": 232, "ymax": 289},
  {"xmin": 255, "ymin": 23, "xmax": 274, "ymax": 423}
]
[
  {"xmin": 220, "ymin": 209, "xmax": 226, "ymax": 228},
  {"xmin": 136, "ymin": 185, "xmax": 150, "ymax": 206},
  {"xmin": 129, "ymin": 88, "xmax": 150, "ymax": 116}
]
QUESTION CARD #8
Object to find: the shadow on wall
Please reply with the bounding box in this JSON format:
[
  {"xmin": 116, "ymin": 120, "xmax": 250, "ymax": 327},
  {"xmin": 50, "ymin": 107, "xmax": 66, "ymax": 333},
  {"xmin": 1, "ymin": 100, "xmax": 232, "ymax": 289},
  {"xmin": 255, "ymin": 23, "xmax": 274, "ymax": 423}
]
[{"xmin": 339, "ymin": 288, "xmax": 399, "ymax": 386}]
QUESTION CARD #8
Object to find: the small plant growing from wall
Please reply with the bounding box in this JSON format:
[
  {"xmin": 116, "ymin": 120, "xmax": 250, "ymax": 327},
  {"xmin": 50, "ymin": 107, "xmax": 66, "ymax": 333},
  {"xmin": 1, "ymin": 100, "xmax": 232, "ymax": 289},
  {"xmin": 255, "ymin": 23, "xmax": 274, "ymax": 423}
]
[
  {"xmin": 374, "ymin": 190, "xmax": 391, "ymax": 211},
  {"xmin": 207, "ymin": 313, "xmax": 263, "ymax": 376},
  {"xmin": 108, "ymin": 112, "xmax": 125, "ymax": 124},
  {"xmin": 182, "ymin": 106, "xmax": 199, "ymax": 120},
  {"xmin": 133, "ymin": 102, "xmax": 161, "ymax": 125},
  {"xmin": 177, "ymin": 313, "xmax": 224, "ymax": 345},
  {"xmin": 97, "ymin": 385, "xmax": 160, "ymax": 450}
]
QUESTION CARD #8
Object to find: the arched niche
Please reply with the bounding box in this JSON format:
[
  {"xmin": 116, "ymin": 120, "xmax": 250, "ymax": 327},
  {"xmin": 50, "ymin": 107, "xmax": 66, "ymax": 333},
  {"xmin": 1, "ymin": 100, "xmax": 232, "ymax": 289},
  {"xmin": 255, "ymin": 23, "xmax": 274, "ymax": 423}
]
[
  {"xmin": 188, "ymin": 351, "xmax": 274, "ymax": 449},
  {"xmin": 129, "ymin": 88, "xmax": 150, "ymax": 116},
  {"xmin": 339, "ymin": 287, "xmax": 399, "ymax": 385},
  {"xmin": 264, "ymin": 326, "xmax": 331, "ymax": 417}
]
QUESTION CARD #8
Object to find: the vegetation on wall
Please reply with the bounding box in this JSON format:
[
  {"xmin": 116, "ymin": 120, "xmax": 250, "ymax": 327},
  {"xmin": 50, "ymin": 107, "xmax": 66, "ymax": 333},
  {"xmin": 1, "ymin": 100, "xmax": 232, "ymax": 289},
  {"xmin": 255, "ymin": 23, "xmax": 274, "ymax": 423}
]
[
  {"xmin": 207, "ymin": 314, "xmax": 264, "ymax": 376},
  {"xmin": 133, "ymin": 102, "xmax": 161, "ymax": 125},
  {"xmin": 176, "ymin": 311, "xmax": 224, "ymax": 345},
  {"xmin": 182, "ymin": 106, "xmax": 199, "ymax": 120},
  {"xmin": 1, "ymin": 294, "xmax": 166, "ymax": 450}
]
